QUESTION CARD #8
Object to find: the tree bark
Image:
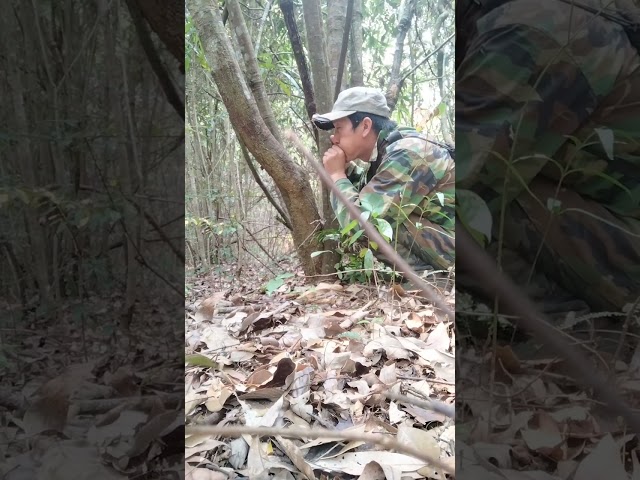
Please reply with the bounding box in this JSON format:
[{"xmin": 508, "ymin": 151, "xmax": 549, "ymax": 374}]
[
  {"xmin": 188, "ymin": 0, "xmax": 322, "ymax": 277},
  {"xmin": 349, "ymin": 0, "xmax": 364, "ymax": 87},
  {"xmin": 279, "ymin": 0, "xmax": 316, "ymax": 122},
  {"xmin": 226, "ymin": 0, "xmax": 282, "ymax": 143},
  {"xmin": 385, "ymin": 0, "xmax": 416, "ymax": 112},
  {"xmin": 327, "ymin": 0, "xmax": 348, "ymax": 92}
]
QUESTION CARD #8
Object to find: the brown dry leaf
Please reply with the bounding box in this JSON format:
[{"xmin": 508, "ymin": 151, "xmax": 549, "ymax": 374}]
[
  {"xmin": 379, "ymin": 363, "xmax": 397, "ymax": 385},
  {"xmin": 573, "ymin": 434, "xmax": 627, "ymax": 480},
  {"xmin": 263, "ymin": 358, "xmax": 296, "ymax": 389},
  {"xmin": 201, "ymin": 326, "xmax": 238, "ymax": 353},
  {"xmin": 87, "ymin": 410, "xmax": 148, "ymax": 448},
  {"xmin": 23, "ymin": 375, "xmax": 73, "ymax": 436},
  {"xmin": 195, "ymin": 292, "xmax": 226, "ymax": 322},
  {"xmin": 396, "ymin": 423, "xmax": 441, "ymax": 460},
  {"xmin": 275, "ymin": 435, "xmax": 317, "ymax": 480},
  {"xmin": 495, "ymin": 345, "xmax": 522, "ymax": 374},
  {"xmin": 37, "ymin": 440, "xmax": 126, "ymax": 479},
  {"xmin": 205, "ymin": 379, "xmax": 233, "ymax": 412},
  {"xmin": 310, "ymin": 451, "xmax": 428, "ymax": 476},
  {"xmin": 126, "ymin": 409, "xmax": 182, "ymax": 458},
  {"xmin": 357, "ymin": 461, "xmax": 387, "ymax": 480},
  {"xmin": 186, "ymin": 463, "xmax": 228, "ymax": 480},
  {"xmin": 404, "ymin": 312, "xmax": 424, "ymax": 331},
  {"xmin": 185, "ymin": 435, "xmax": 225, "ymax": 453},
  {"xmin": 426, "ymin": 322, "xmax": 450, "ymax": 351},
  {"xmin": 388, "ymin": 402, "xmax": 406, "ymax": 424},
  {"xmin": 104, "ymin": 366, "xmax": 140, "ymax": 396},
  {"xmin": 521, "ymin": 412, "xmax": 563, "ymax": 455}
]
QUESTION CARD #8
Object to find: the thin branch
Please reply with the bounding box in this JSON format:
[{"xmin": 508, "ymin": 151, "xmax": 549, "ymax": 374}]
[
  {"xmin": 400, "ymin": 32, "xmax": 454, "ymax": 84},
  {"xmin": 279, "ymin": 0, "xmax": 317, "ymax": 122},
  {"xmin": 184, "ymin": 425, "xmax": 454, "ymax": 474},
  {"xmin": 239, "ymin": 140, "xmax": 293, "ymax": 230},
  {"xmin": 254, "ymin": 0, "xmax": 275, "ymax": 56}
]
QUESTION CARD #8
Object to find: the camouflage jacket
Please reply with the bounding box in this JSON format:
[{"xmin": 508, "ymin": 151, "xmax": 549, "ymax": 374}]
[
  {"xmin": 456, "ymin": 0, "xmax": 640, "ymax": 244},
  {"xmin": 331, "ymin": 127, "xmax": 456, "ymax": 270}
]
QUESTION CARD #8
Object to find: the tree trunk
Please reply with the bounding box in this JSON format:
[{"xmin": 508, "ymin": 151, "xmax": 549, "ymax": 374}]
[
  {"xmin": 302, "ymin": 0, "xmax": 341, "ymax": 275},
  {"xmin": 349, "ymin": 0, "xmax": 364, "ymax": 87},
  {"xmin": 188, "ymin": 0, "xmax": 322, "ymax": 277},
  {"xmin": 385, "ymin": 0, "xmax": 416, "ymax": 112}
]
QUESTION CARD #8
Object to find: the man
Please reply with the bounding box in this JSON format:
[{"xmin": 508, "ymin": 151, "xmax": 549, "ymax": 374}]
[
  {"xmin": 311, "ymin": 86, "xmax": 455, "ymax": 273},
  {"xmin": 456, "ymin": 0, "xmax": 640, "ymax": 314}
]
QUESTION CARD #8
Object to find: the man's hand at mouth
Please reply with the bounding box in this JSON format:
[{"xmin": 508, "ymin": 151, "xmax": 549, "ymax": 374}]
[{"xmin": 322, "ymin": 145, "xmax": 348, "ymax": 182}]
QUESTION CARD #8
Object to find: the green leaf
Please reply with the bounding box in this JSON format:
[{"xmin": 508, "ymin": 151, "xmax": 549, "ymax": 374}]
[
  {"xmin": 264, "ymin": 273, "xmax": 294, "ymax": 295},
  {"xmin": 436, "ymin": 192, "xmax": 445, "ymax": 206},
  {"xmin": 265, "ymin": 277, "xmax": 284, "ymax": 295},
  {"xmin": 311, "ymin": 250, "xmax": 331, "ymax": 258},
  {"xmin": 456, "ymin": 189, "xmax": 493, "ymax": 244},
  {"xmin": 347, "ymin": 228, "xmax": 365, "ymax": 246},
  {"xmin": 594, "ymin": 127, "xmax": 614, "ymax": 160},
  {"xmin": 546, "ymin": 197, "xmax": 562, "ymax": 212},
  {"xmin": 341, "ymin": 219, "xmax": 359, "ymax": 235},
  {"xmin": 185, "ymin": 354, "xmax": 218, "ymax": 368},
  {"xmin": 363, "ymin": 248, "xmax": 374, "ymax": 271},
  {"xmin": 360, "ymin": 194, "xmax": 385, "ymax": 217},
  {"xmin": 375, "ymin": 218, "xmax": 393, "ymax": 241}
]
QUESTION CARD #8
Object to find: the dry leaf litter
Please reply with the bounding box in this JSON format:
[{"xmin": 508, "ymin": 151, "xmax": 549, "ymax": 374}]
[{"xmin": 185, "ymin": 262, "xmax": 455, "ymax": 480}]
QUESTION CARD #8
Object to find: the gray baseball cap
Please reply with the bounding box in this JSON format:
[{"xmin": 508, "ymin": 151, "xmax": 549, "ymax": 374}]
[{"xmin": 312, "ymin": 86, "xmax": 391, "ymax": 130}]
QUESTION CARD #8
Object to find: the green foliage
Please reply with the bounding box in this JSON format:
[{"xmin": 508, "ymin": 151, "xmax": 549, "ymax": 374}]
[
  {"xmin": 313, "ymin": 199, "xmax": 401, "ymax": 283},
  {"xmin": 263, "ymin": 272, "xmax": 295, "ymax": 295}
]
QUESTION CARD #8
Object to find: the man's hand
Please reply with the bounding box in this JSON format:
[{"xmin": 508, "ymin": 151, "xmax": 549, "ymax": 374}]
[{"xmin": 322, "ymin": 145, "xmax": 348, "ymax": 182}]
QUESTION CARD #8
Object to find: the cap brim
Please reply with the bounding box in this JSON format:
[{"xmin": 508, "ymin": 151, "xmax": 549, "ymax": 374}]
[{"xmin": 311, "ymin": 111, "xmax": 355, "ymax": 130}]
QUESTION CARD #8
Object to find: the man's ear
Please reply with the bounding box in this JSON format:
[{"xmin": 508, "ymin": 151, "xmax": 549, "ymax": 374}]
[{"xmin": 361, "ymin": 117, "xmax": 373, "ymax": 137}]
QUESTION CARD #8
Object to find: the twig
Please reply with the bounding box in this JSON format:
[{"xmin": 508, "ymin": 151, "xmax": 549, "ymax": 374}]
[
  {"xmin": 400, "ymin": 32, "xmax": 454, "ymax": 84},
  {"xmin": 184, "ymin": 425, "xmax": 454, "ymax": 475},
  {"xmin": 284, "ymin": 130, "xmax": 454, "ymax": 319}
]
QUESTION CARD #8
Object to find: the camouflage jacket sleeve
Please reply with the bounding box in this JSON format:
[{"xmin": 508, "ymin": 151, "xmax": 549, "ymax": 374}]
[
  {"xmin": 455, "ymin": 0, "xmax": 633, "ymax": 241},
  {"xmin": 330, "ymin": 139, "xmax": 451, "ymax": 232}
]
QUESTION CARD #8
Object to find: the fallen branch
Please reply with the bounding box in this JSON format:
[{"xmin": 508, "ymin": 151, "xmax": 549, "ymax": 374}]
[
  {"xmin": 284, "ymin": 130, "xmax": 454, "ymax": 319},
  {"xmin": 185, "ymin": 424, "xmax": 454, "ymax": 475}
]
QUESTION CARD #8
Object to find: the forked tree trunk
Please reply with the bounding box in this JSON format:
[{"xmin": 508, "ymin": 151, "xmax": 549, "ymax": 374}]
[{"xmin": 187, "ymin": 0, "xmax": 322, "ymax": 277}]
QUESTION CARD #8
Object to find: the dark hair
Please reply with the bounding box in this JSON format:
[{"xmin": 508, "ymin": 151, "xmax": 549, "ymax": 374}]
[{"xmin": 347, "ymin": 112, "xmax": 397, "ymax": 134}]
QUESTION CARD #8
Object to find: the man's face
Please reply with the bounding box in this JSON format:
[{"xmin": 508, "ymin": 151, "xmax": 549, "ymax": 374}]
[{"xmin": 330, "ymin": 117, "xmax": 368, "ymax": 162}]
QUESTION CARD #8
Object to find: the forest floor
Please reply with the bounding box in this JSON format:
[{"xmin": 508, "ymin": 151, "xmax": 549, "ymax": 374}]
[
  {"xmin": 0, "ymin": 292, "xmax": 184, "ymax": 479},
  {"xmin": 185, "ymin": 258, "xmax": 456, "ymax": 480}
]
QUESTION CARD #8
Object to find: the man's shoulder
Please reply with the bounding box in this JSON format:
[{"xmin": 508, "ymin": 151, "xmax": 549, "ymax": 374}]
[{"xmin": 385, "ymin": 128, "xmax": 453, "ymax": 163}]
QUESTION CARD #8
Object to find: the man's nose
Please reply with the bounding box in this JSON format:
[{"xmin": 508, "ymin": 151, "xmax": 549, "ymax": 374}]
[{"xmin": 330, "ymin": 135, "xmax": 337, "ymax": 144}]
